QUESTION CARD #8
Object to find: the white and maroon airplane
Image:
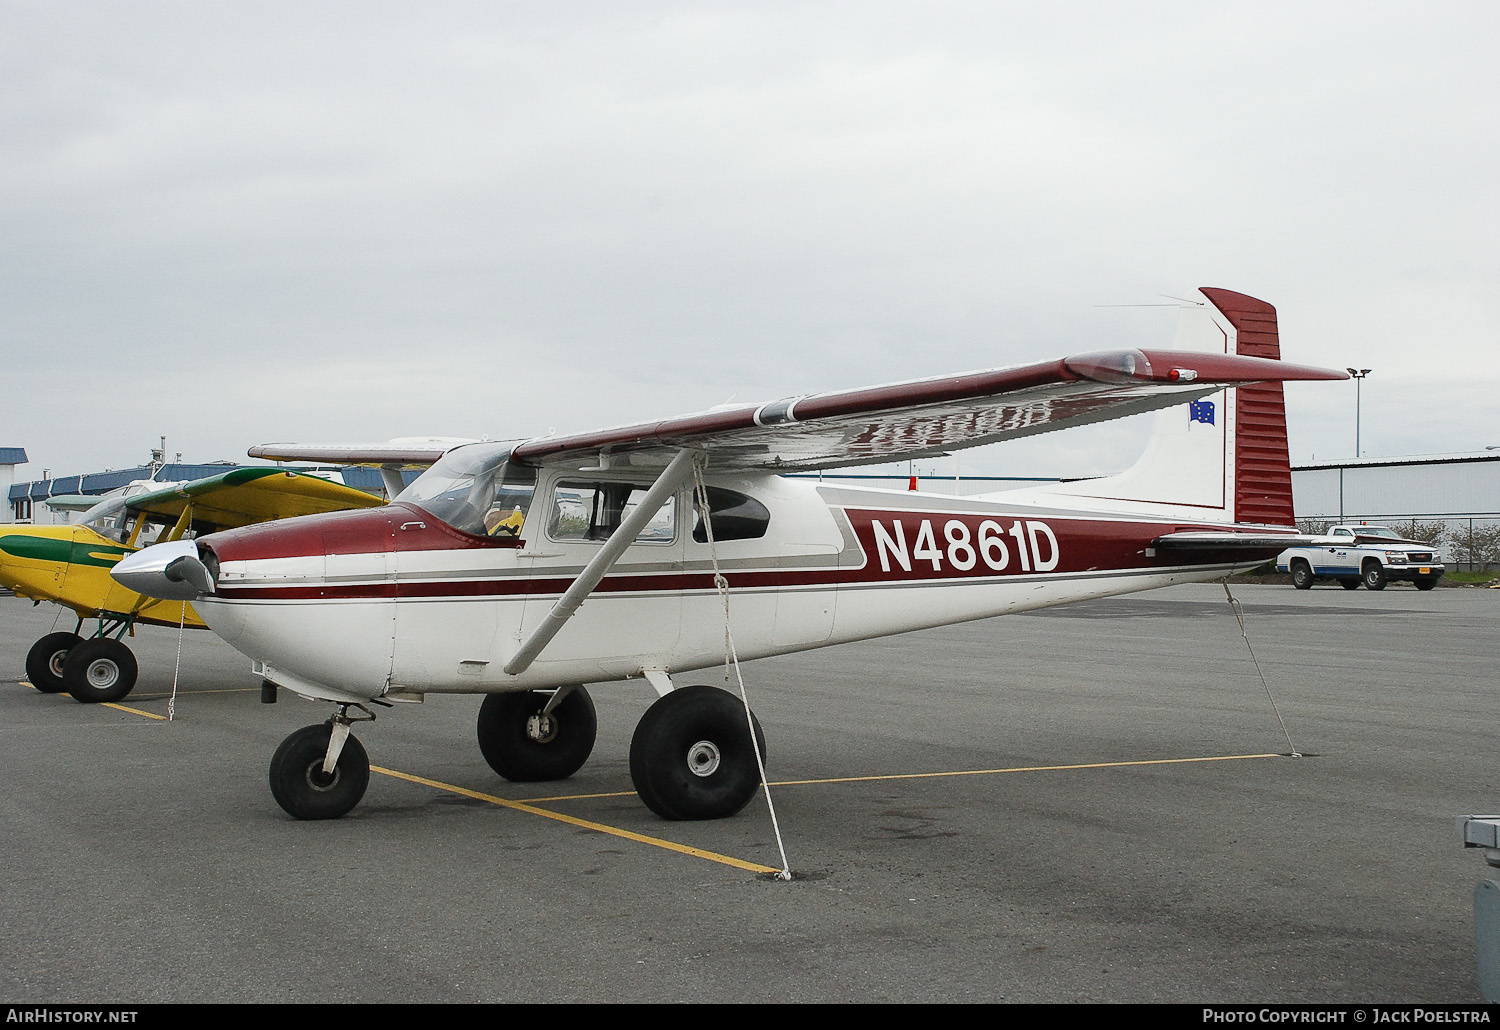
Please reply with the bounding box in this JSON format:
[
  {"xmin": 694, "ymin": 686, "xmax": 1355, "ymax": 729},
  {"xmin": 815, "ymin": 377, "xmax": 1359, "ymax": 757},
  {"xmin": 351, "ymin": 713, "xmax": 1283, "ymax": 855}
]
[{"xmin": 113, "ymin": 287, "xmax": 1345, "ymax": 822}]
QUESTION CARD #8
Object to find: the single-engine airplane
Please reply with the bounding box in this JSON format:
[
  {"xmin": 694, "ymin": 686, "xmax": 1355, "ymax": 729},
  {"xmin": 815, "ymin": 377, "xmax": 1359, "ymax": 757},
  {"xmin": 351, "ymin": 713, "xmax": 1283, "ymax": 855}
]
[
  {"xmin": 114, "ymin": 288, "xmax": 1345, "ymax": 822},
  {"xmin": 3, "ymin": 467, "xmax": 383, "ymax": 702}
]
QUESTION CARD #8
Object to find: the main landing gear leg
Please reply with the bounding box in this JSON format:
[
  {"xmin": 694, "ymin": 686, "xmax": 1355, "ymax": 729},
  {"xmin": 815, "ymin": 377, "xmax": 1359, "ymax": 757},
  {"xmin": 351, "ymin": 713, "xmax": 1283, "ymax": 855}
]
[
  {"xmin": 39, "ymin": 614, "xmax": 142, "ymax": 703},
  {"xmin": 269, "ymin": 704, "xmax": 373, "ymax": 820},
  {"xmin": 629, "ymin": 685, "xmax": 767, "ymax": 821},
  {"xmin": 476, "ymin": 686, "xmax": 598, "ymax": 782}
]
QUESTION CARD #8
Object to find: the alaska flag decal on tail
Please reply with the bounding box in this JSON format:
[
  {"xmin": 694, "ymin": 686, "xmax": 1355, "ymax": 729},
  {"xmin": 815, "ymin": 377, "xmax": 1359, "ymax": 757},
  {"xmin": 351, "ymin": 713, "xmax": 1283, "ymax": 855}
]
[{"xmin": 1188, "ymin": 399, "xmax": 1215, "ymax": 425}]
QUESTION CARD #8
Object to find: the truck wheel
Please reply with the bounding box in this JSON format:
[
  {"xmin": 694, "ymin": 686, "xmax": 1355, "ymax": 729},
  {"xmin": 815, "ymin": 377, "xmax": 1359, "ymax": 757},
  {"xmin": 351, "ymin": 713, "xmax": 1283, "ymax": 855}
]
[
  {"xmin": 1414, "ymin": 577, "xmax": 1438, "ymax": 591},
  {"xmin": 1340, "ymin": 578, "xmax": 1361, "ymax": 590},
  {"xmin": 1362, "ymin": 562, "xmax": 1387, "ymax": 591},
  {"xmin": 1291, "ymin": 561, "xmax": 1314, "ymax": 590}
]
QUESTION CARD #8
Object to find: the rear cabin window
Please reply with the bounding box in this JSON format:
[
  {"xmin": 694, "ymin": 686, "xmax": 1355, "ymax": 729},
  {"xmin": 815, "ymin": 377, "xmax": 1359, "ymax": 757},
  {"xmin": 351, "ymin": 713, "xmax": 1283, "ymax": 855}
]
[
  {"xmin": 548, "ymin": 482, "xmax": 677, "ymax": 544},
  {"xmin": 691, "ymin": 487, "xmax": 770, "ymax": 543}
]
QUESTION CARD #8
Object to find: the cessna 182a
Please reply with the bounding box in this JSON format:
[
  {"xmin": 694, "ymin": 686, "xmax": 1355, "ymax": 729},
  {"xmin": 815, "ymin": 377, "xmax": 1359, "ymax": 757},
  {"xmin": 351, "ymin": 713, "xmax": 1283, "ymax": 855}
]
[
  {"xmin": 114, "ymin": 288, "xmax": 1345, "ymax": 822},
  {"xmin": 4, "ymin": 468, "xmax": 382, "ymax": 702}
]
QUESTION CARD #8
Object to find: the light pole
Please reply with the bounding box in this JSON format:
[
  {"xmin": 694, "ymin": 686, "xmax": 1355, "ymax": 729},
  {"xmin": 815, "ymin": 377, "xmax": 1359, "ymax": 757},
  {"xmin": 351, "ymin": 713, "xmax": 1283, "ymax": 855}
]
[{"xmin": 1346, "ymin": 368, "xmax": 1372, "ymax": 457}]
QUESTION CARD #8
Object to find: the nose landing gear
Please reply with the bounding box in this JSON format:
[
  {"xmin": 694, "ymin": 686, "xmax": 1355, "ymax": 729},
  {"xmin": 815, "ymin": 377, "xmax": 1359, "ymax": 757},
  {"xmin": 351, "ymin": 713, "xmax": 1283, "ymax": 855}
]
[{"xmin": 269, "ymin": 705, "xmax": 374, "ymax": 820}]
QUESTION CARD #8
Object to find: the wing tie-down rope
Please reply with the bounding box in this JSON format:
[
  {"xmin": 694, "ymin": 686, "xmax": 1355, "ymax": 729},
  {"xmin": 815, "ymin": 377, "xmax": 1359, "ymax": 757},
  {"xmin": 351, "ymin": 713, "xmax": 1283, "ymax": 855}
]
[
  {"xmin": 693, "ymin": 457, "xmax": 793, "ymax": 881},
  {"xmin": 1221, "ymin": 580, "xmax": 1300, "ymax": 757}
]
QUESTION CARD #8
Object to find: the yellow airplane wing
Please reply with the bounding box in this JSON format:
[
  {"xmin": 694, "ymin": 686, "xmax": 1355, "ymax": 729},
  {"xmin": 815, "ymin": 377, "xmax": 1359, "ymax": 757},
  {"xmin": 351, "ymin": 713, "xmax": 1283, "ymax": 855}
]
[{"xmin": 125, "ymin": 468, "xmax": 384, "ymax": 529}]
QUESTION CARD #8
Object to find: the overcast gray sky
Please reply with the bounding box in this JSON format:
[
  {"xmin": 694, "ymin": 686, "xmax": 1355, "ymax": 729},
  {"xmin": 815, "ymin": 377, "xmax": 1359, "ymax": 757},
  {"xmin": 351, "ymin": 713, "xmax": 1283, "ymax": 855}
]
[{"xmin": 3, "ymin": 1, "xmax": 1495, "ymax": 482}]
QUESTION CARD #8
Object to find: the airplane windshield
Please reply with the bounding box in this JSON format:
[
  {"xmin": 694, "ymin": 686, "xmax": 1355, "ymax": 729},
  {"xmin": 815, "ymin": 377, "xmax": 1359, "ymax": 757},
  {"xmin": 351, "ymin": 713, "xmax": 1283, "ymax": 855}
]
[
  {"xmin": 81, "ymin": 498, "xmax": 176, "ymax": 546},
  {"xmin": 80, "ymin": 496, "xmax": 131, "ymax": 531},
  {"xmin": 397, "ymin": 442, "xmax": 536, "ymax": 538}
]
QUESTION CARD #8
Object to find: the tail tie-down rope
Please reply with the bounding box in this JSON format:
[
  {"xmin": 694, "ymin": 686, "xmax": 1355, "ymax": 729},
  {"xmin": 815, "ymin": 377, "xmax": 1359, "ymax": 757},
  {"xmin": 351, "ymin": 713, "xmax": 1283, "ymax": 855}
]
[{"xmin": 1222, "ymin": 580, "xmax": 1301, "ymax": 757}]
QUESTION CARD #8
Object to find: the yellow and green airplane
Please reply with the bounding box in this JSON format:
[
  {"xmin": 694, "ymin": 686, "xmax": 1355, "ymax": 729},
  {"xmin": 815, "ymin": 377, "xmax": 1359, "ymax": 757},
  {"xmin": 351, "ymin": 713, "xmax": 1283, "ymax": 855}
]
[{"xmin": 2, "ymin": 467, "xmax": 383, "ymax": 703}]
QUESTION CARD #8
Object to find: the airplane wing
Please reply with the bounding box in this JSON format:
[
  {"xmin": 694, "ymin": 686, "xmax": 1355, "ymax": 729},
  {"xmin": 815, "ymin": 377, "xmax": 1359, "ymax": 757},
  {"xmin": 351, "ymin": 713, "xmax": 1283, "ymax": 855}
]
[
  {"xmin": 245, "ymin": 440, "xmax": 475, "ymax": 498},
  {"xmin": 42, "ymin": 494, "xmax": 106, "ymax": 513},
  {"xmin": 511, "ymin": 348, "xmax": 1346, "ymax": 473},
  {"xmin": 124, "ymin": 468, "xmax": 384, "ymax": 531},
  {"xmin": 245, "ymin": 439, "xmax": 470, "ymax": 467}
]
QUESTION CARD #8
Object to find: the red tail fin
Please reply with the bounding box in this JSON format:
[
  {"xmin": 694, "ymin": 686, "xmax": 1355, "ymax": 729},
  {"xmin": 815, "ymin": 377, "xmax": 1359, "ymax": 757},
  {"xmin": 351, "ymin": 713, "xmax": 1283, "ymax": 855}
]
[{"xmin": 1199, "ymin": 288, "xmax": 1295, "ymax": 526}]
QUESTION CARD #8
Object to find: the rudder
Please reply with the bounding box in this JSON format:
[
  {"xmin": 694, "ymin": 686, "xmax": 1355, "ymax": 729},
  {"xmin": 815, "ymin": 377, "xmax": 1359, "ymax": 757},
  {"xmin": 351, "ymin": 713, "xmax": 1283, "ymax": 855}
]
[{"xmin": 1199, "ymin": 288, "xmax": 1295, "ymax": 526}]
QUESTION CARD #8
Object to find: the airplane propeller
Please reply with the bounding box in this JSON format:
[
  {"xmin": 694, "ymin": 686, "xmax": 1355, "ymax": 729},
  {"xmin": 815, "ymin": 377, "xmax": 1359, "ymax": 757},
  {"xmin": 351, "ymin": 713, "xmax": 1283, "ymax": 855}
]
[{"xmin": 112, "ymin": 539, "xmax": 215, "ymax": 601}]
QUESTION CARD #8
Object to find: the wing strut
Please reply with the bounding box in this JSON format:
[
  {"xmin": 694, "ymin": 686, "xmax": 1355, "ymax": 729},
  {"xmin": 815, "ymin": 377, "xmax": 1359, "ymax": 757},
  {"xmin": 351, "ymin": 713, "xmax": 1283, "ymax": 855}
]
[
  {"xmin": 502, "ymin": 448, "xmax": 700, "ymax": 677},
  {"xmin": 379, "ymin": 465, "xmax": 405, "ymax": 501}
]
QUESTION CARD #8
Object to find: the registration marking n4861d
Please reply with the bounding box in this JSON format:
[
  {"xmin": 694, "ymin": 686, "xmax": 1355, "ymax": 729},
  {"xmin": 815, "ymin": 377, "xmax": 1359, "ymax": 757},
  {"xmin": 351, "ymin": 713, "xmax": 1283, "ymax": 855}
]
[{"xmin": 870, "ymin": 517, "xmax": 1060, "ymax": 575}]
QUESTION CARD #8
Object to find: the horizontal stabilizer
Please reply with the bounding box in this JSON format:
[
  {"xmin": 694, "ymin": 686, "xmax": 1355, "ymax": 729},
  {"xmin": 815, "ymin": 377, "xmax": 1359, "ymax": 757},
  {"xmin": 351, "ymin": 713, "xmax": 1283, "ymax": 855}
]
[{"xmin": 1152, "ymin": 531, "xmax": 1314, "ymax": 550}]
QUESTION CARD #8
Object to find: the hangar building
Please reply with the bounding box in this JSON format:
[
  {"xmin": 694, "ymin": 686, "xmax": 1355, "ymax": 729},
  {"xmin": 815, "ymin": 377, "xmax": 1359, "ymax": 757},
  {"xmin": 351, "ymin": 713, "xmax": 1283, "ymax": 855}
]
[
  {"xmin": 1290, "ymin": 452, "xmax": 1500, "ymax": 523},
  {"xmin": 0, "ymin": 448, "xmax": 27, "ymax": 524}
]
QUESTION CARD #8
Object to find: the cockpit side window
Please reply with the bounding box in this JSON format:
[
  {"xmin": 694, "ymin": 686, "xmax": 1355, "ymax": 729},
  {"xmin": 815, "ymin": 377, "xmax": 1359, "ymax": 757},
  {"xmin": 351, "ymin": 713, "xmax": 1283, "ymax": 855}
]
[
  {"xmin": 691, "ymin": 486, "xmax": 770, "ymax": 543},
  {"xmin": 482, "ymin": 465, "xmax": 536, "ymax": 539},
  {"xmin": 548, "ymin": 481, "xmax": 676, "ymax": 544}
]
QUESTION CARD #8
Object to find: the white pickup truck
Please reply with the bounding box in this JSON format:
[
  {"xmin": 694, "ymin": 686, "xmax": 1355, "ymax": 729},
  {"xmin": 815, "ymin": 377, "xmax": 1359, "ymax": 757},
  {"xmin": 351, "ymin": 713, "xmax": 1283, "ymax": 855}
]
[{"xmin": 1276, "ymin": 525, "xmax": 1444, "ymax": 591}]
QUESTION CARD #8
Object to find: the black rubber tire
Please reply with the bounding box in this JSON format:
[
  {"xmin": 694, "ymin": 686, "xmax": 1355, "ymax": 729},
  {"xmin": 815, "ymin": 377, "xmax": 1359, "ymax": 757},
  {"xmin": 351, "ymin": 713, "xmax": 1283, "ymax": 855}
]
[
  {"xmin": 1362, "ymin": 562, "xmax": 1387, "ymax": 591},
  {"xmin": 1291, "ymin": 561, "xmax": 1314, "ymax": 590},
  {"xmin": 62, "ymin": 638, "xmax": 139, "ymax": 703},
  {"xmin": 269, "ymin": 724, "xmax": 370, "ymax": 820},
  {"xmin": 477, "ymin": 688, "xmax": 597, "ymax": 781},
  {"xmin": 1414, "ymin": 577, "xmax": 1438, "ymax": 591},
  {"xmin": 1340, "ymin": 578, "xmax": 1362, "ymax": 590},
  {"xmin": 630, "ymin": 685, "xmax": 766, "ymax": 821},
  {"xmin": 26, "ymin": 632, "xmax": 82, "ymax": 693}
]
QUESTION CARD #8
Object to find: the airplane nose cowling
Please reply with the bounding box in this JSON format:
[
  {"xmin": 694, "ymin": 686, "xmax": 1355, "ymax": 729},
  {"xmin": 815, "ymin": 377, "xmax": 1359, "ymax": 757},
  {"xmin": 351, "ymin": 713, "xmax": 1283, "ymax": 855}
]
[{"xmin": 111, "ymin": 539, "xmax": 216, "ymax": 600}]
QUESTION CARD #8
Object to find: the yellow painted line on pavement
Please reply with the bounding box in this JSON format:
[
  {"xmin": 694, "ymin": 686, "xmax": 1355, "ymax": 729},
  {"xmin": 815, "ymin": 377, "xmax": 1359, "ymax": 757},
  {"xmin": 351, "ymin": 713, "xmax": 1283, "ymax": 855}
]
[
  {"xmin": 104, "ymin": 701, "xmax": 167, "ymax": 720},
  {"xmin": 770, "ymin": 752, "xmax": 1285, "ymax": 786},
  {"xmin": 20, "ymin": 678, "xmax": 256, "ymax": 719},
  {"xmin": 371, "ymin": 765, "xmax": 781, "ymax": 875},
  {"xmin": 513, "ymin": 753, "xmax": 1285, "ymax": 802},
  {"xmin": 141, "ymin": 687, "xmax": 260, "ymax": 695},
  {"xmin": 22, "ymin": 677, "xmax": 169, "ymax": 720}
]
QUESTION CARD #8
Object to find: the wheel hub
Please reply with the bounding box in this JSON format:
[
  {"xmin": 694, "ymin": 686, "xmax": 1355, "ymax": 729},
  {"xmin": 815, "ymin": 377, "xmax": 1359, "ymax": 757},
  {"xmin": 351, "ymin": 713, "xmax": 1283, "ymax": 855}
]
[
  {"xmin": 85, "ymin": 660, "xmax": 119, "ymax": 689},
  {"xmin": 304, "ymin": 761, "xmax": 341, "ymax": 792},
  {"xmin": 48, "ymin": 650, "xmax": 68, "ymax": 678},
  {"xmin": 686, "ymin": 740, "xmax": 721, "ymax": 777},
  {"xmin": 526, "ymin": 712, "xmax": 559, "ymax": 744}
]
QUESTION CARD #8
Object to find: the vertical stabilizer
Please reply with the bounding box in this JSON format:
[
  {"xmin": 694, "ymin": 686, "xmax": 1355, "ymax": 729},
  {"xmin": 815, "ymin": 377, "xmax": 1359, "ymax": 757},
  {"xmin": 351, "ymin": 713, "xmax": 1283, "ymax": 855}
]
[
  {"xmin": 1199, "ymin": 288, "xmax": 1294, "ymax": 526},
  {"xmin": 1001, "ymin": 287, "xmax": 1296, "ymax": 526}
]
